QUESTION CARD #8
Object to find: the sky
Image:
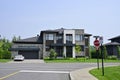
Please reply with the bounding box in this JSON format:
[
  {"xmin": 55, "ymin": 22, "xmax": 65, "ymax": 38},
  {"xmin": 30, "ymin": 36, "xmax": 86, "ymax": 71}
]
[{"xmin": 0, "ymin": 0, "xmax": 120, "ymax": 45}]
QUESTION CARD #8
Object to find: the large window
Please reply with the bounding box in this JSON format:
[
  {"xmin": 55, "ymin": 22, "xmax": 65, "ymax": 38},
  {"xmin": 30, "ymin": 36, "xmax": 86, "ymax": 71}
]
[
  {"xmin": 66, "ymin": 34, "xmax": 72, "ymax": 43},
  {"xmin": 56, "ymin": 34, "xmax": 63, "ymax": 43},
  {"xmin": 75, "ymin": 34, "xmax": 84, "ymax": 41},
  {"xmin": 46, "ymin": 34, "xmax": 54, "ymax": 40}
]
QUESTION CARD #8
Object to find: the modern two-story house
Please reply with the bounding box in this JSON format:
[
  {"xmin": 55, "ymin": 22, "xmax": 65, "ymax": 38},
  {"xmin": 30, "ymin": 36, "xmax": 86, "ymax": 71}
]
[
  {"xmin": 104, "ymin": 35, "xmax": 120, "ymax": 58},
  {"xmin": 10, "ymin": 28, "xmax": 91, "ymax": 59}
]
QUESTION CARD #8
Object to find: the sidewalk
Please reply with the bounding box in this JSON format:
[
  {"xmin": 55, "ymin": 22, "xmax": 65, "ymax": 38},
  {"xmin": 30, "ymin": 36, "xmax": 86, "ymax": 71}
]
[
  {"xmin": 8, "ymin": 59, "xmax": 45, "ymax": 63},
  {"xmin": 70, "ymin": 67, "xmax": 98, "ymax": 80},
  {"xmin": 70, "ymin": 63, "xmax": 120, "ymax": 80}
]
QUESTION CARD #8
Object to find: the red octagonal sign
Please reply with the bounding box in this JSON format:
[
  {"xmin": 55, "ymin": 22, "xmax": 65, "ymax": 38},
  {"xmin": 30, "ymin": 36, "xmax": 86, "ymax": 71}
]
[{"xmin": 94, "ymin": 40, "xmax": 100, "ymax": 47}]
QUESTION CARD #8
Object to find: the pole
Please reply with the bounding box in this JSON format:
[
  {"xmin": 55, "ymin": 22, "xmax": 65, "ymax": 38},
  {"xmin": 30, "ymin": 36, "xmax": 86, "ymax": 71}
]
[
  {"xmin": 101, "ymin": 44, "xmax": 104, "ymax": 76},
  {"xmin": 93, "ymin": 36, "xmax": 100, "ymax": 70},
  {"xmin": 97, "ymin": 50, "xmax": 99, "ymax": 70}
]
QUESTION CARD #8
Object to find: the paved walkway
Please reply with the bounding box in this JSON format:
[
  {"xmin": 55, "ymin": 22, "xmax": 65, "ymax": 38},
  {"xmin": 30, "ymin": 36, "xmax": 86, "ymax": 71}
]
[
  {"xmin": 70, "ymin": 63, "xmax": 120, "ymax": 80},
  {"xmin": 70, "ymin": 67, "xmax": 98, "ymax": 80},
  {"xmin": 8, "ymin": 59, "xmax": 44, "ymax": 63}
]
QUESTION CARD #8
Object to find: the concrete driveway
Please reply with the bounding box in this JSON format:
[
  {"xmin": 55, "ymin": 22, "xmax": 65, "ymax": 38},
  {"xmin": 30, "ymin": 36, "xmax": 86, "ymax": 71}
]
[{"xmin": 8, "ymin": 59, "xmax": 44, "ymax": 63}]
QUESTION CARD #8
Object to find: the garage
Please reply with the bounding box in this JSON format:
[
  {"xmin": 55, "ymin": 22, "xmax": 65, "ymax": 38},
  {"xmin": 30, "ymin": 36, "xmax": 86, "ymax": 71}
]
[{"xmin": 18, "ymin": 50, "xmax": 39, "ymax": 59}]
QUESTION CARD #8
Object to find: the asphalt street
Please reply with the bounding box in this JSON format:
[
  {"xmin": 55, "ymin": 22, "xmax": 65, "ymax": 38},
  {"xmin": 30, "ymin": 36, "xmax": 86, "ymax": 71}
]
[
  {"xmin": 0, "ymin": 62, "xmax": 119, "ymax": 80},
  {"xmin": 4, "ymin": 72, "xmax": 70, "ymax": 80}
]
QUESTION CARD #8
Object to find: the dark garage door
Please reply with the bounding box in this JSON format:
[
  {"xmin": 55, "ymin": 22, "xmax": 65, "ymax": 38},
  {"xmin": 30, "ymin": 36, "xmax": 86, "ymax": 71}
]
[{"xmin": 18, "ymin": 50, "xmax": 39, "ymax": 59}]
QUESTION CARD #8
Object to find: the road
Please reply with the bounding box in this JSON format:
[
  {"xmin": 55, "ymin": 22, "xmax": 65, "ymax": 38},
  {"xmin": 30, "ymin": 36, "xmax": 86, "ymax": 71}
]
[{"xmin": 0, "ymin": 62, "xmax": 119, "ymax": 80}]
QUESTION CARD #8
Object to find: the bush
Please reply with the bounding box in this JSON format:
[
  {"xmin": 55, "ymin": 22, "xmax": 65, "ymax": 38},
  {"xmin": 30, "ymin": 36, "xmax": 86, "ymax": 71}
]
[
  {"xmin": 49, "ymin": 49, "xmax": 57, "ymax": 60},
  {"xmin": 3, "ymin": 53, "xmax": 11, "ymax": 59},
  {"xmin": 91, "ymin": 50, "xmax": 102, "ymax": 59},
  {"xmin": 0, "ymin": 38, "xmax": 12, "ymax": 59},
  {"xmin": 107, "ymin": 55, "xmax": 118, "ymax": 60},
  {"xmin": 69, "ymin": 58, "xmax": 75, "ymax": 60},
  {"xmin": 0, "ymin": 51, "xmax": 11, "ymax": 59},
  {"xmin": 43, "ymin": 57, "xmax": 50, "ymax": 60}
]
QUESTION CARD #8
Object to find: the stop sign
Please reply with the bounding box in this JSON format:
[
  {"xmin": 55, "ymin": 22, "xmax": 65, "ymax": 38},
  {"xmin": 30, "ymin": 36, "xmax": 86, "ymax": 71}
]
[{"xmin": 94, "ymin": 39, "xmax": 100, "ymax": 47}]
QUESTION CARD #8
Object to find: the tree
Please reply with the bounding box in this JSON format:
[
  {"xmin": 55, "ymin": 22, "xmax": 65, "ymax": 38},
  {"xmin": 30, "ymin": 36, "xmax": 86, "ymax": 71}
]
[
  {"xmin": 0, "ymin": 42, "xmax": 3, "ymax": 59},
  {"xmin": 12, "ymin": 36, "xmax": 17, "ymax": 42},
  {"xmin": 75, "ymin": 44, "xmax": 81, "ymax": 57},
  {"xmin": 103, "ymin": 45, "xmax": 108, "ymax": 59},
  {"xmin": 18, "ymin": 36, "xmax": 21, "ymax": 40},
  {"xmin": 12, "ymin": 36, "xmax": 21, "ymax": 42},
  {"xmin": 0, "ymin": 38, "xmax": 12, "ymax": 59},
  {"xmin": 117, "ymin": 46, "xmax": 120, "ymax": 58},
  {"xmin": 90, "ymin": 46, "xmax": 97, "ymax": 58}
]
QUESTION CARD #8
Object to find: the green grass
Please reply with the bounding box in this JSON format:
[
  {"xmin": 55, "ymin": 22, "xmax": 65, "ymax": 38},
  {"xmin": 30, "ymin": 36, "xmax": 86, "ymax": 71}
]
[
  {"xmin": 89, "ymin": 66, "xmax": 120, "ymax": 80},
  {"xmin": 0, "ymin": 59, "xmax": 11, "ymax": 63},
  {"xmin": 44, "ymin": 58, "xmax": 120, "ymax": 63}
]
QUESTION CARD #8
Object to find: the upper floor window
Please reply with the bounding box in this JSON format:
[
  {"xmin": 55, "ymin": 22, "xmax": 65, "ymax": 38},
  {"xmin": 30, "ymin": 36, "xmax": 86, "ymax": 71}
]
[
  {"xmin": 46, "ymin": 34, "xmax": 54, "ymax": 40},
  {"xmin": 66, "ymin": 34, "xmax": 72, "ymax": 43},
  {"xmin": 56, "ymin": 34, "xmax": 63, "ymax": 43},
  {"xmin": 75, "ymin": 34, "xmax": 84, "ymax": 41}
]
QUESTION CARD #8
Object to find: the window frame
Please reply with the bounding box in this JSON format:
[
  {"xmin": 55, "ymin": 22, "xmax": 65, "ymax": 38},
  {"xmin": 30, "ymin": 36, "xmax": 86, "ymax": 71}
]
[
  {"xmin": 46, "ymin": 34, "xmax": 54, "ymax": 40},
  {"xmin": 75, "ymin": 34, "xmax": 84, "ymax": 41},
  {"xmin": 66, "ymin": 34, "xmax": 73, "ymax": 43}
]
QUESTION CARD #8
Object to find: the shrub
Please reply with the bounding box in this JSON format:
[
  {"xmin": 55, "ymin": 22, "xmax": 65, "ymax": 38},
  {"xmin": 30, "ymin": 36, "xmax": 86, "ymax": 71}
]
[
  {"xmin": 3, "ymin": 52, "xmax": 11, "ymax": 59},
  {"xmin": 107, "ymin": 55, "xmax": 118, "ymax": 60},
  {"xmin": 43, "ymin": 57, "xmax": 50, "ymax": 60},
  {"xmin": 0, "ymin": 38, "xmax": 12, "ymax": 59},
  {"xmin": 69, "ymin": 58, "xmax": 75, "ymax": 60},
  {"xmin": 49, "ymin": 49, "xmax": 57, "ymax": 59},
  {"xmin": 103, "ymin": 46, "xmax": 108, "ymax": 59},
  {"xmin": 117, "ymin": 46, "xmax": 120, "ymax": 58},
  {"xmin": 91, "ymin": 50, "xmax": 102, "ymax": 58}
]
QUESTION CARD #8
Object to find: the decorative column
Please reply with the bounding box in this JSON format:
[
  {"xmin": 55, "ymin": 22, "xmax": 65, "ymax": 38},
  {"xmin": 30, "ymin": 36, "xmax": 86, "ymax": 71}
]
[
  {"xmin": 63, "ymin": 46, "xmax": 66, "ymax": 58},
  {"xmin": 72, "ymin": 46, "xmax": 75, "ymax": 58},
  {"xmin": 43, "ymin": 33, "xmax": 46, "ymax": 58}
]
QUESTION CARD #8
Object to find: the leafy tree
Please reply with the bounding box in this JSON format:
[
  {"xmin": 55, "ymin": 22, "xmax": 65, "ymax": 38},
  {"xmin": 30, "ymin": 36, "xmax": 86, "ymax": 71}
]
[
  {"xmin": 0, "ymin": 38, "xmax": 12, "ymax": 59},
  {"xmin": 75, "ymin": 44, "xmax": 81, "ymax": 58},
  {"xmin": 90, "ymin": 46, "xmax": 97, "ymax": 58},
  {"xmin": 12, "ymin": 36, "xmax": 17, "ymax": 42},
  {"xmin": 75, "ymin": 44, "xmax": 81, "ymax": 54},
  {"xmin": 18, "ymin": 36, "xmax": 21, "ymax": 40},
  {"xmin": 12, "ymin": 36, "xmax": 21, "ymax": 42},
  {"xmin": 103, "ymin": 45, "xmax": 107, "ymax": 59},
  {"xmin": 0, "ymin": 40, "xmax": 4, "ymax": 59},
  {"xmin": 117, "ymin": 46, "xmax": 120, "ymax": 58},
  {"xmin": 88, "ymin": 43, "xmax": 91, "ymax": 59}
]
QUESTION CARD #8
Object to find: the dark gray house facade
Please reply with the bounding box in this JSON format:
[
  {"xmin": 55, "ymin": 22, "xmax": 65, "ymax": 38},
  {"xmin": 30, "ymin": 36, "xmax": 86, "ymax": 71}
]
[
  {"xmin": 10, "ymin": 28, "xmax": 91, "ymax": 59},
  {"xmin": 104, "ymin": 35, "xmax": 120, "ymax": 58}
]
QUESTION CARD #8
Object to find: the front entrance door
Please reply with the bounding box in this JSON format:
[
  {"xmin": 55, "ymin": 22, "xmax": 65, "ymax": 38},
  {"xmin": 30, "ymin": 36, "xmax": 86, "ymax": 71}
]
[
  {"xmin": 56, "ymin": 47, "xmax": 63, "ymax": 57},
  {"xmin": 66, "ymin": 46, "xmax": 72, "ymax": 57}
]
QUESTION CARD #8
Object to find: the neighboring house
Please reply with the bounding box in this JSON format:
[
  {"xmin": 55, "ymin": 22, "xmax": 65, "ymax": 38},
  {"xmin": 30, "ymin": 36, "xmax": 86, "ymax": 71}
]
[
  {"xmin": 10, "ymin": 28, "xmax": 91, "ymax": 59},
  {"xmin": 104, "ymin": 35, "xmax": 120, "ymax": 58},
  {"xmin": 10, "ymin": 36, "xmax": 43, "ymax": 59}
]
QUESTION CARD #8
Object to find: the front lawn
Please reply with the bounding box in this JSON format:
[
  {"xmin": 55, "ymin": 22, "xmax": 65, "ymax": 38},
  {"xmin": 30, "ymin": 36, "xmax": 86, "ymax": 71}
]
[
  {"xmin": 0, "ymin": 59, "xmax": 11, "ymax": 63},
  {"xmin": 89, "ymin": 66, "xmax": 120, "ymax": 80},
  {"xmin": 44, "ymin": 58, "xmax": 120, "ymax": 63}
]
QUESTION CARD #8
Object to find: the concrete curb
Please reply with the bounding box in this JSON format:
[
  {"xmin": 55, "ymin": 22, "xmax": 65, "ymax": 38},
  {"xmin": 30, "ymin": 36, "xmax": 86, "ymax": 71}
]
[
  {"xmin": 70, "ymin": 67, "xmax": 98, "ymax": 80},
  {"xmin": 70, "ymin": 63, "xmax": 120, "ymax": 80}
]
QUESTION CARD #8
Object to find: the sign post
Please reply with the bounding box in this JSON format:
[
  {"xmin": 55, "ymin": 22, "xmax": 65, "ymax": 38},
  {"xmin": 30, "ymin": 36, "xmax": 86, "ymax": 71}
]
[
  {"xmin": 93, "ymin": 36, "xmax": 100, "ymax": 70},
  {"xmin": 99, "ymin": 36, "xmax": 104, "ymax": 76}
]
